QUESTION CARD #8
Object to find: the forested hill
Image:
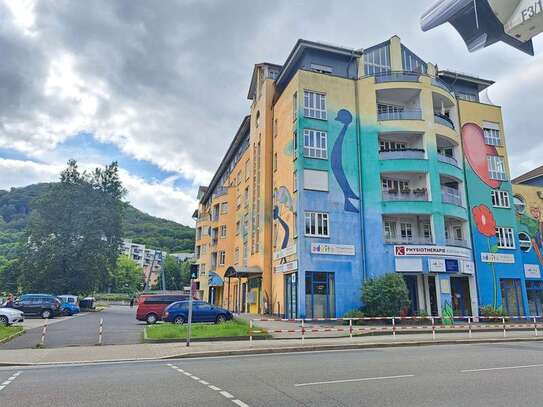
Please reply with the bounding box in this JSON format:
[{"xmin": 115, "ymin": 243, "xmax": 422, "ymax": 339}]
[{"xmin": 0, "ymin": 183, "xmax": 195, "ymax": 259}]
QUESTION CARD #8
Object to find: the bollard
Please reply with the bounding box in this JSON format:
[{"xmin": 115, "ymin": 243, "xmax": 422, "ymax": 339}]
[
  {"xmin": 249, "ymin": 320, "xmax": 253, "ymax": 346},
  {"xmin": 40, "ymin": 318, "xmax": 48, "ymax": 347},
  {"xmin": 392, "ymin": 317, "xmax": 396, "ymax": 339},
  {"xmin": 349, "ymin": 319, "xmax": 353, "ymax": 340},
  {"xmin": 534, "ymin": 317, "xmax": 538, "ymax": 337},
  {"xmin": 98, "ymin": 317, "xmax": 103, "ymax": 345},
  {"xmin": 502, "ymin": 316, "xmax": 506, "ymax": 337},
  {"xmin": 301, "ymin": 319, "xmax": 305, "ymax": 344},
  {"xmin": 431, "ymin": 317, "xmax": 435, "ymax": 340},
  {"xmin": 468, "ymin": 316, "xmax": 472, "ymax": 338}
]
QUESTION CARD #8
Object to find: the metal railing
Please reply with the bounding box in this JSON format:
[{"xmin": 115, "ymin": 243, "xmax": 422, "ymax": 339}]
[
  {"xmin": 374, "ymin": 70, "xmax": 421, "ymax": 83},
  {"xmin": 446, "ymin": 238, "xmax": 470, "ymax": 248},
  {"xmin": 378, "ymin": 109, "xmax": 423, "ymax": 121},
  {"xmin": 379, "ymin": 148, "xmax": 425, "ymax": 160},
  {"xmin": 434, "ymin": 113, "xmax": 455, "ymax": 129},
  {"xmin": 438, "ymin": 154, "xmax": 460, "ymax": 167},
  {"xmin": 383, "ymin": 189, "xmax": 429, "ymax": 201},
  {"xmin": 441, "ymin": 186, "xmax": 462, "ymax": 206},
  {"xmin": 432, "ymin": 77, "xmax": 454, "ymax": 94}
]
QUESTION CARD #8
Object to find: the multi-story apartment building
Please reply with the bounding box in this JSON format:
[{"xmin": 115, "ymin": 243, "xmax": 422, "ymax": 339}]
[
  {"xmin": 193, "ymin": 35, "xmax": 543, "ymax": 319},
  {"xmin": 121, "ymin": 239, "xmax": 166, "ymax": 289}
]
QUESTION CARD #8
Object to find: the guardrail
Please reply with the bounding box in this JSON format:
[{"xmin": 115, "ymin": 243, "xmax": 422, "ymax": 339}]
[{"xmin": 247, "ymin": 316, "xmax": 543, "ymax": 346}]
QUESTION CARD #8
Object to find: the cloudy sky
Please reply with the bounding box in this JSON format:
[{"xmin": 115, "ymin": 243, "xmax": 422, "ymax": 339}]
[{"xmin": 1, "ymin": 0, "xmax": 542, "ymax": 225}]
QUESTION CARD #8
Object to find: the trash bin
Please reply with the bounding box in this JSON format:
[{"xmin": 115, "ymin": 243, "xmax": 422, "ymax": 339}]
[{"xmin": 79, "ymin": 297, "xmax": 96, "ymax": 311}]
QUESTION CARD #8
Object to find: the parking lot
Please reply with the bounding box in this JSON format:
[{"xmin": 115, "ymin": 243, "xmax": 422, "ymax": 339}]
[{"xmin": 1, "ymin": 305, "xmax": 145, "ymax": 349}]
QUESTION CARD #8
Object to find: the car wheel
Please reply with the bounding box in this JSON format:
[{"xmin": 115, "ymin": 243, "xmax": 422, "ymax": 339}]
[
  {"xmin": 216, "ymin": 314, "xmax": 227, "ymax": 324},
  {"xmin": 146, "ymin": 313, "xmax": 158, "ymax": 324},
  {"xmin": 0, "ymin": 315, "xmax": 8, "ymax": 326},
  {"xmin": 174, "ymin": 316, "xmax": 185, "ymax": 325},
  {"xmin": 41, "ymin": 309, "xmax": 52, "ymax": 319},
  {"xmin": 61, "ymin": 309, "xmax": 71, "ymax": 316}
]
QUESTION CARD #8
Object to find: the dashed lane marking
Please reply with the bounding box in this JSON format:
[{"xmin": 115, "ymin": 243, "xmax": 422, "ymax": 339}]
[
  {"xmin": 0, "ymin": 371, "xmax": 22, "ymax": 393},
  {"xmin": 220, "ymin": 390, "xmax": 234, "ymax": 398}
]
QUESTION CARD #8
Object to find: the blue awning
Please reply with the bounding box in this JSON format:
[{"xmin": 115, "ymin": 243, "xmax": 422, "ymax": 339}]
[{"xmin": 208, "ymin": 271, "xmax": 224, "ymax": 287}]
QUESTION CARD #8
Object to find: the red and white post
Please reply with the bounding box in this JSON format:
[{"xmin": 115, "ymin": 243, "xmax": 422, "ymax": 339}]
[
  {"xmin": 349, "ymin": 319, "xmax": 353, "ymax": 340},
  {"xmin": 40, "ymin": 318, "xmax": 48, "ymax": 347},
  {"xmin": 301, "ymin": 319, "xmax": 305, "ymax": 344},
  {"xmin": 249, "ymin": 320, "xmax": 253, "ymax": 346},
  {"xmin": 534, "ymin": 316, "xmax": 538, "ymax": 337},
  {"xmin": 502, "ymin": 316, "xmax": 507, "ymax": 337},
  {"xmin": 431, "ymin": 317, "xmax": 436, "ymax": 340},
  {"xmin": 392, "ymin": 317, "xmax": 396, "ymax": 339},
  {"xmin": 98, "ymin": 317, "xmax": 104, "ymax": 345}
]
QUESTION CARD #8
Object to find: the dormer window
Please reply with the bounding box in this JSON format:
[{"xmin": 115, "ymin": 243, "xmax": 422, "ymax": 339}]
[{"xmin": 310, "ymin": 63, "xmax": 332, "ymax": 74}]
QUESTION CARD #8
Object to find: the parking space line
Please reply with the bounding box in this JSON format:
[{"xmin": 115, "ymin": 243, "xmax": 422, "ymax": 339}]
[
  {"xmin": 294, "ymin": 374, "xmax": 414, "ymax": 387},
  {"xmin": 0, "ymin": 371, "xmax": 22, "ymax": 393},
  {"xmin": 167, "ymin": 364, "xmax": 251, "ymax": 406},
  {"xmin": 462, "ymin": 363, "xmax": 543, "ymax": 373}
]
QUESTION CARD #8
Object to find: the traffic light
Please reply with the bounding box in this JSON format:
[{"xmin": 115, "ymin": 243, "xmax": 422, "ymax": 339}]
[{"xmin": 190, "ymin": 264, "xmax": 198, "ymax": 280}]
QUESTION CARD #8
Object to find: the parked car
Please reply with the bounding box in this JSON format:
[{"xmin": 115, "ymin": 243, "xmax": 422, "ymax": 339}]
[
  {"xmin": 57, "ymin": 295, "xmax": 80, "ymax": 316},
  {"xmin": 79, "ymin": 297, "xmax": 96, "ymax": 311},
  {"xmin": 11, "ymin": 294, "xmax": 62, "ymax": 319},
  {"xmin": 0, "ymin": 307, "xmax": 24, "ymax": 326},
  {"xmin": 136, "ymin": 294, "xmax": 192, "ymax": 324},
  {"xmin": 163, "ymin": 300, "xmax": 233, "ymax": 324}
]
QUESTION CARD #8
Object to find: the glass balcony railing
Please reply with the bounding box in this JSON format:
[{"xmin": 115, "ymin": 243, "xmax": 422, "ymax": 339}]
[
  {"xmin": 438, "ymin": 154, "xmax": 460, "ymax": 167},
  {"xmin": 384, "ymin": 236, "xmax": 434, "ymax": 245},
  {"xmin": 434, "ymin": 113, "xmax": 455, "ymax": 129},
  {"xmin": 378, "ymin": 109, "xmax": 423, "ymax": 121},
  {"xmin": 375, "ymin": 71, "xmax": 421, "ymax": 83},
  {"xmin": 446, "ymin": 238, "xmax": 470, "ymax": 248},
  {"xmin": 441, "ymin": 186, "xmax": 463, "ymax": 206},
  {"xmin": 432, "ymin": 78, "xmax": 454, "ymax": 94},
  {"xmin": 382, "ymin": 188, "xmax": 429, "ymax": 201},
  {"xmin": 379, "ymin": 148, "xmax": 425, "ymax": 160}
]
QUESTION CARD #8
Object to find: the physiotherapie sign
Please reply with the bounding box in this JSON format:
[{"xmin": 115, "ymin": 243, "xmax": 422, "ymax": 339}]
[{"xmin": 394, "ymin": 245, "xmax": 471, "ymax": 259}]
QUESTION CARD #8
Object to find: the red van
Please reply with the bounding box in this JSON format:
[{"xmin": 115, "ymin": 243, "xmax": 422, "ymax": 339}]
[{"xmin": 136, "ymin": 294, "xmax": 191, "ymax": 324}]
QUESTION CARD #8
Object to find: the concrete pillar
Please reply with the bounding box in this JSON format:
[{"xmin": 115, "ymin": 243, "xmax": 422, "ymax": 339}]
[{"xmin": 389, "ymin": 35, "xmax": 403, "ymax": 71}]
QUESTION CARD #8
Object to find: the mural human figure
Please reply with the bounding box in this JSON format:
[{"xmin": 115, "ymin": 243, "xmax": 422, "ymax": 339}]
[
  {"xmin": 273, "ymin": 205, "xmax": 289, "ymax": 250},
  {"xmin": 331, "ymin": 109, "xmax": 360, "ymax": 213}
]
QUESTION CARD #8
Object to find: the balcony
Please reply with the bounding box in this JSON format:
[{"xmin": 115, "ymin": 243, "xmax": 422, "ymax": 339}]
[
  {"xmin": 383, "ymin": 188, "xmax": 428, "ymax": 201},
  {"xmin": 438, "ymin": 153, "xmax": 459, "ymax": 167},
  {"xmin": 378, "ymin": 109, "xmax": 422, "ymax": 121},
  {"xmin": 385, "ymin": 236, "xmax": 434, "ymax": 245},
  {"xmin": 379, "ymin": 148, "xmax": 425, "ymax": 160},
  {"xmin": 441, "ymin": 186, "xmax": 462, "ymax": 206},
  {"xmin": 383, "ymin": 215, "xmax": 433, "ymax": 245},
  {"xmin": 212, "ymin": 186, "xmax": 228, "ymax": 199},
  {"xmin": 375, "ymin": 71, "xmax": 421, "ymax": 83},
  {"xmin": 446, "ymin": 238, "xmax": 470, "ymax": 248},
  {"xmin": 434, "ymin": 113, "xmax": 455, "ymax": 130},
  {"xmin": 376, "ymin": 88, "xmax": 422, "ymax": 122},
  {"xmin": 432, "ymin": 78, "xmax": 453, "ymax": 94}
]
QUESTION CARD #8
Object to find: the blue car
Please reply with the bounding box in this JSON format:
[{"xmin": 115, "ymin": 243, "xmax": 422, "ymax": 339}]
[
  {"xmin": 57, "ymin": 295, "xmax": 80, "ymax": 316},
  {"xmin": 163, "ymin": 301, "xmax": 233, "ymax": 324}
]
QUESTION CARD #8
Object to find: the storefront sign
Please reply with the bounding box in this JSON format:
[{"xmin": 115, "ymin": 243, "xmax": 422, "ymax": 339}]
[
  {"xmin": 394, "ymin": 245, "xmax": 471, "ymax": 259},
  {"xmin": 481, "ymin": 252, "xmax": 515, "ymax": 264},
  {"xmin": 274, "ymin": 260, "xmax": 298, "ymax": 273},
  {"xmin": 310, "ymin": 243, "xmax": 355, "ymax": 256},
  {"xmin": 524, "ymin": 264, "xmax": 541, "ymax": 278},
  {"xmin": 428, "ymin": 258, "xmax": 446, "ymax": 272},
  {"xmin": 395, "ymin": 257, "xmax": 423, "ymax": 272},
  {"xmin": 273, "ymin": 245, "xmax": 296, "ymax": 260},
  {"xmin": 461, "ymin": 261, "xmax": 475, "ymax": 275},
  {"xmin": 445, "ymin": 259, "xmax": 459, "ymax": 273}
]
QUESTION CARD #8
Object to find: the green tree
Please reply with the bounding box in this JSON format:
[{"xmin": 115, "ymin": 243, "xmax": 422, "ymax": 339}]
[
  {"xmin": 0, "ymin": 256, "xmax": 19, "ymax": 294},
  {"xmin": 361, "ymin": 273, "xmax": 411, "ymax": 317},
  {"xmin": 18, "ymin": 160, "xmax": 126, "ymax": 294},
  {"xmin": 110, "ymin": 255, "xmax": 144, "ymax": 293},
  {"xmin": 156, "ymin": 256, "xmax": 190, "ymax": 291}
]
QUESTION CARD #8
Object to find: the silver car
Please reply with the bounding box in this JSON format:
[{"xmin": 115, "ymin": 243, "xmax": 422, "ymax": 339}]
[{"xmin": 0, "ymin": 307, "xmax": 24, "ymax": 326}]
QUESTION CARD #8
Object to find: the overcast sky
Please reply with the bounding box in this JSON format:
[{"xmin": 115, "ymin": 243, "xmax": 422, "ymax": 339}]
[{"xmin": 1, "ymin": 0, "xmax": 542, "ymax": 225}]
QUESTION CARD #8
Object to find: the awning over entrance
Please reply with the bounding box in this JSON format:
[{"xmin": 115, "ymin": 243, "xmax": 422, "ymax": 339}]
[
  {"xmin": 224, "ymin": 266, "xmax": 263, "ymax": 279},
  {"xmin": 208, "ymin": 271, "xmax": 224, "ymax": 287}
]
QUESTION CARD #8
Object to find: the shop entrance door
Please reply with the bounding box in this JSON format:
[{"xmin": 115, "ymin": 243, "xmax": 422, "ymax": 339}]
[
  {"xmin": 500, "ymin": 279, "xmax": 524, "ymax": 317},
  {"xmin": 527, "ymin": 281, "xmax": 543, "ymax": 316},
  {"xmin": 403, "ymin": 275, "xmax": 419, "ymax": 316},
  {"xmin": 305, "ymin": 272, "xmax": 335, "ymax": 319},
  {"xmin": 285, "ymin": 273, "xmax": 297, "ymax": 319},
  {"xmin": 450, "ymin": 276, "xmax": 472, "ymax": 316},
  {"xmin": 428, "ymin": 276, "xmax": 439, "ymax": 316}
]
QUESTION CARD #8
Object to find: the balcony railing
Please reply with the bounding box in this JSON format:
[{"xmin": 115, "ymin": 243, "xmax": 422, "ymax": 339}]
[
  {"xmin": 384, "ymin": 236, "xmax": 434, "ymax": 245},
  {"xmin": 375, "ymin": 71, "xmax": 421, "ymax": 83},
  {"xmin": 446, "ymin": 238, "xmax": 470, "ymax": 248},
  {"xmin": 441, "ymin": 186, "xmax": 462, "ymax": 206},
  {"xmin": 438, "ymin": 154, "xmax": 460, "ymax": 167},
  {"xmin": 432, "ymin": 78, "xmax": 454, "ymax": 94},
  {"xmin": 379, "ymin": 148, "xmax": 425, "ymax": 160},
  {"xmin": 212, "ymin": 187, "xmax": 228, "ymax": 199},
  {"xmin": 378, "ymin": 109, "xmax": 423, "ymax": 121},
  {"xmin": 434, "ymin": 113, "xmax": 455, "ymax": 130},
  {"xmin": 383, "ymin": 188, "xmax": 429, "ymax": 201}
]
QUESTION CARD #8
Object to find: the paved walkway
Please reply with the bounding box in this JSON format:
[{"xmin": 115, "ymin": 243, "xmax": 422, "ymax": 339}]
[{"xmin": 1, "ymin": 329, "xmax": 541, "ymax": 366}]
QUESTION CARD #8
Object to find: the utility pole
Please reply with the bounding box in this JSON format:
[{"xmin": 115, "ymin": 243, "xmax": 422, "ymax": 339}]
[{"xmin": 187, "ymin": 264, "xmax": 198, "ymax": 347}]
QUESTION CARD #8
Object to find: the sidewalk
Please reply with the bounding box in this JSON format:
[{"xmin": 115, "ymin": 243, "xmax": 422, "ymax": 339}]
[{"xmin": 1, "ymin": 329, "xmax": 542, "ymax": 366}]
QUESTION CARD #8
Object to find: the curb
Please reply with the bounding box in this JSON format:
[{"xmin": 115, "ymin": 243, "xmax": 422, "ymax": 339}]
[
  {"xmin": 1, "ymin": 335, "xmax": 543, "ymax": 367},
  {"xmin": 0, "ymin": 328, "xmax": 25, "ymax": 345}
]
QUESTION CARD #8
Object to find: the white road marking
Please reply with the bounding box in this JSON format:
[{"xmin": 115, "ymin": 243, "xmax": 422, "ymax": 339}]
[
  {"xmin": 1, "ymin": 381, "xmax": 11, "ymax": 385},
  {"xmin": 191, "ymin": 376, "xmax": 200, "ymax": 380},
  {"xmin": 294, "ymin": 374, "xmax": 415, "ymax": 387},
  {"xmin": 462, "ymin": 363, "xmax": 543, "ymax": 373},
  {"xmin": 199, "ymin": 380, "xmax": 209, "ymax": 385},
  {"xmin": 0, "ymin": 371, "xmax": 22, "ymax": 393},
  {"xmin": 232, "ymin": 400, "xmax": 250, "ymax": 407},
  {"xmin": 208, "ymin": 385, "xmax": 221, "ymax": 391},
  {"xmin": 220, "ymin": 390, "xmax": 234, "ymax": 399},
  {"xmin": 183, "ymin": 371, "xmax": 191, "ymax": 376}
]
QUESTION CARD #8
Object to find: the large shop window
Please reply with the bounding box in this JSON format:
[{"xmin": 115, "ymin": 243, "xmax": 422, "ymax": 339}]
[
  {"xmin": 304, "ymin": 211, "xmax": 329, "ymax": 237},
  {"xmin": 303, "ymin": 91, "xmax": 327, "ymax": 120},
  {"xmin": 527, "ymin": 281, "xmax": 543, "ymax": 316},
  {"xmin": 305, "ymin": 272, "xmax": 335, "ymax": 319},
  {"xmin": 303, "ymin": 129, "xmax": 328, "ymax": 159},
  {"xmin": 500, "ymin": 279, "xmax": 524, "ymax": 317}
]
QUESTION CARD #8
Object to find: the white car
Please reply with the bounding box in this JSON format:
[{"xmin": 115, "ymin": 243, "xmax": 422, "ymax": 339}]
[{"xmin": 0, "ymin": 307, "xmax": 24, "ymax": 326}]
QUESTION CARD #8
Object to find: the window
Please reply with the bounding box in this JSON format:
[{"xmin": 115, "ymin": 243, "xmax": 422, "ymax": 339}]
[
  {"xmin": 303, "ymin": 169, "xmax": 329, "ymax": 192},
  {"xmin": 293, "ymin": 170, "xmax": 297, "ymax": 192},
  {"xmin": 380, "ymin": 140, "xmax": 406, "ymax": 151},
  {"xmin": 234, "ymin": 247, "xmax": 239, "ymax": 264},
  {"xmin": 219, "ymin": 251, "xmax": 226, "ymax": 266},
  {"xmin": 293, "ymin": 131, "xmax": 298, "ymax": 153},
  {"xmin": 273, "ymin": 118, "xmax": 277, "ymax": 138},
  {"xmin": 303, "ymin": 129, "xmax": 328, "ymax": 159},
  {"xmin": 484, "ymin": 128, "xmax": 501, "ymax": 146},
  {"xmin": 383, "ymin": 220, "xmax": 396, "ymax": 241},
  {"xmin": 491, "ymin": 190, "xmax": 510, "ymax": 208},
  {"xmin": 400, "ymin": 223, "xmax": 413, "ymax": 241},
  {"xmin": 200, "ymin": 264, "xmax": 206, "ymax": 274},
  {"xmin": 293, "ymin": 92, "xmax": 297, "ymax": 122},
  {"xmin": 237, "ymin": 171, "xmax": 241, "ymax": 186},
  {"xmin": 310, "ymin": 63, "xmax": 332, "ymax": 74},
  {"xmin": 304, "ymin": 211, "xmax": 329, "ymax": 237},
  {"xmin": 378, "ymin": 103, "xmax": 404, "ymax": 115},
  {"xmin": 236, "ymin": 195, "xmax": 241, "ymax": 209},
  {"xmin": 245, "ymin": 159, "xmax": 250, "ymax": 180},
  {"xmin": 236, "ymin": 221, "xmax": 240, "ymax": 235},
  {"xmin": 513, "ymin": 195, "xmax": 526, "ymax": 214},
  {"xmin": 201, "ymin": 244, "xmax": 207, "ymax": 254},
  {"xmin": 220, "ymin": 202, "xmax": 228, "ymax": 214},
  {"xmin": 255, "ymin": 111, "xmax": 260, "ymax": 128},
  {"xmin": 518, "ymin": 232, "xmax": 532, "ymax": 252},
  {"xmin": 243, "ymin": 213, "xmax": 249, "ymax": 236},
  {"xmin": 382, "ymin": 178, "xmax": 409, "ymax": 192},
  {"xmin": 457, "ymin": 92, "xmax": 477, "ymax": 102},
  {"xmin": 496, "ymin": 227, "xmax": 515, "ymax": 249},
  {"xmin": 364, "ymin": 44, "xmax": 391, "ymax": 75},
  {"xmin": 453, "ymin": 226, "xmax": 463, "ymax": 241},
  {"xmin": 401, "ymin": 45, "xmax": 427, "ymax": 73},
  {"xmin": 243, "ymin": 242, "xmax": 248, "ymax": 261},
  {"xmin": 422, "ymin": 223, "xmax": 432, "ymax": 241},
  {"xmin": 303, "ymin": 91, "xmax": 327, "ymax": 120},
  {"xmin": 196, "ymin": 246, "xmax": 201, "ymax": 259},
  {"xmin": 220, "ymin": 225, "xmax": 227, "ymax": 238},
  {"xmin": 244, "ymin": 187, "xmax": 249, "ymax": 205},
  {"xmin": 273, "ymin": 152, "xmax": 277, "ymax": 172},
  {"xmin": 487, "ymin": 156, "xmax": 507, "ymax": 181}
]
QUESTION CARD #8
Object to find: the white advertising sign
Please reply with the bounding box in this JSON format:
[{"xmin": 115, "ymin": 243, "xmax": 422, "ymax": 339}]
[
  {"xmin": 394, "ymin": 245, "xmax": 471, "ymax": 259},
  {"xmin": 310, "ymin": 243, "xmax": 355, "ymax": 256},
  {"xmin": 428, "ymin": 258, "xmax": 446, "ymax": 272},
  {"xmin": 274, "ymin": 260, "xmax": 298, "ymax": 273},
  {"xmin": 273, "ymin": 245, "xmax": 296, "ymax": 261},
  {"xmin": 395, "ymin": 257, "xmax": 423, "ymax": 272},
  {"xmin": 462, "ymin": 261, "xmax": 475, "ymax": 275},
  {"xmin": 524, "ymin": 264, "xmax": 541, "ymax": 279},
  {"xmin": 481, "ymin": 252, "xmax": 515, "ymax": 264},
  {"xmin": 440, "ymin": 279, "xmax": 451, "ymax": 294}
]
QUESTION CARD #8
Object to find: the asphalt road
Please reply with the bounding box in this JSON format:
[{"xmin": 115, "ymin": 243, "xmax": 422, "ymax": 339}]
[
  {"xmin": 1, "ymin": 305, "xmax": 144, "ymax": 349},
  {"xmin": 1, "ymin": 341, "xmax": 543, "ymax": 406}
]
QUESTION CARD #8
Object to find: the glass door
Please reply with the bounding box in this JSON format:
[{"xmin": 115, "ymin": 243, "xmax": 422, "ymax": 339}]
[
  {"xmin": 305, "ymin": 272, "xmax": 335, "ymax": 318},
  {"xmin": 526, "ymin": 281, "xmax": 543, "ymax": 316},
  {"xmin": 285, "ymin": 273, "xmax": 297, "ymax": 319},
  {"xmin": 500, "ymin": 279, "xmax": 524, "ymax": 317},
  {"xmin": 450, "ymin": 276, "xmax": 472, "ymax": 316}
]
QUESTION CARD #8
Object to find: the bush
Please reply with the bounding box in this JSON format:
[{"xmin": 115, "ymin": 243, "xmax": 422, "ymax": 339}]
[
  {"xmin": 343, "ymin": 309, "xmax": 366, "ymax": 325},
  {"xmin": 361, "ymin": 273, "xmax": 410, "ymax": 317},
  {"xmin": 479, "ymin": 305, "xmax": 507, "ymax": 318}
]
